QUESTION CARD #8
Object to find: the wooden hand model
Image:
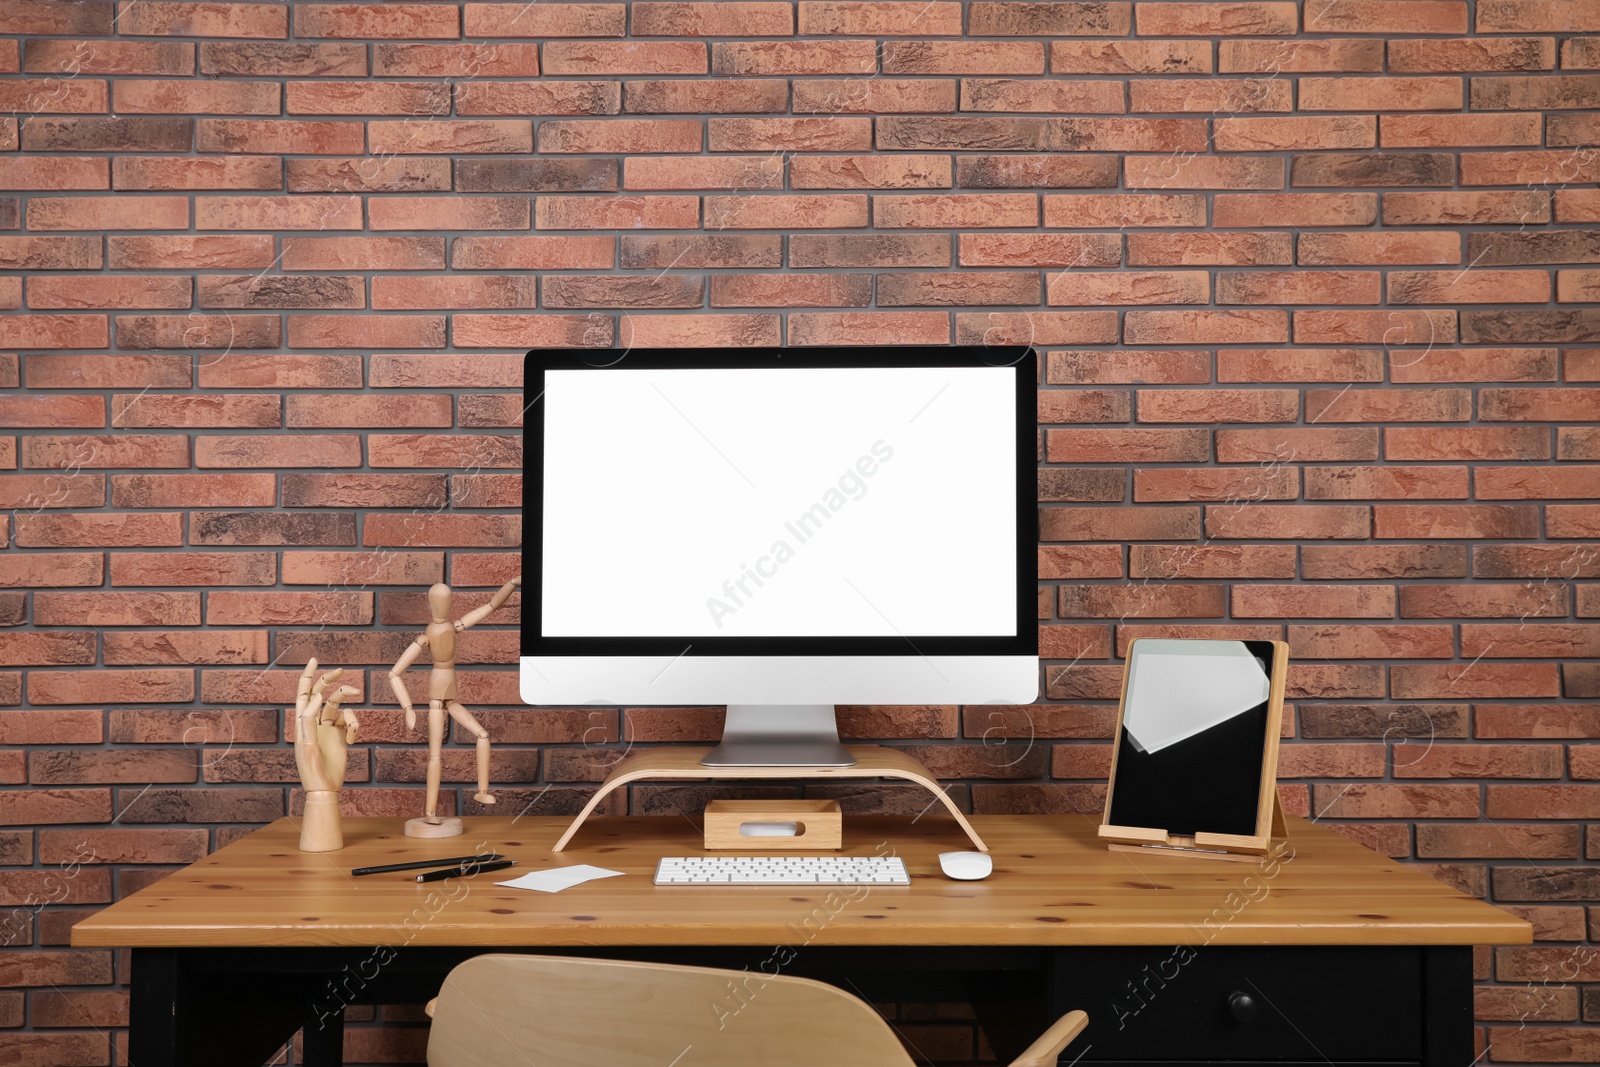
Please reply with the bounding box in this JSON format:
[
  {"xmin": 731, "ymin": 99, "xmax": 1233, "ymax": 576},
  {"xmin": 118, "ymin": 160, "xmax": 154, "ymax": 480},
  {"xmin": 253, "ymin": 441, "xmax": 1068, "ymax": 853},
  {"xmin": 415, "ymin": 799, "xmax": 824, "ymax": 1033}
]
[
  {"xmin": 294, "ymin": 659, "xmax": 361, "ymax": 853},
  {"xmin": 389, "ymin": 577, "xmax": 520, "ymax": 837}
]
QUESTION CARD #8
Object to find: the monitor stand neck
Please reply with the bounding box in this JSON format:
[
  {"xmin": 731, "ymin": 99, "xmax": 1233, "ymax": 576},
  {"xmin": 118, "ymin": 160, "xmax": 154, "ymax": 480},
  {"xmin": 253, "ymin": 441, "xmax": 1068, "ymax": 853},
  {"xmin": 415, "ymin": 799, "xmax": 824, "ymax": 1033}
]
[{"xmin": 699, "ymin": 704, "xmax": 857, "ymax": 768}]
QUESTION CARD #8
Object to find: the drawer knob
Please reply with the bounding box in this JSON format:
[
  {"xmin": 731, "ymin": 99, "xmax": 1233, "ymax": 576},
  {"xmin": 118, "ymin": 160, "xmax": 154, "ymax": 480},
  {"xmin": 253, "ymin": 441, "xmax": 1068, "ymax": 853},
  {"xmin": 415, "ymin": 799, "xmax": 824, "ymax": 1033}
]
[{"xmin": 1228, "ymin": 991, "xmax": 1258, "ymax": 1022}]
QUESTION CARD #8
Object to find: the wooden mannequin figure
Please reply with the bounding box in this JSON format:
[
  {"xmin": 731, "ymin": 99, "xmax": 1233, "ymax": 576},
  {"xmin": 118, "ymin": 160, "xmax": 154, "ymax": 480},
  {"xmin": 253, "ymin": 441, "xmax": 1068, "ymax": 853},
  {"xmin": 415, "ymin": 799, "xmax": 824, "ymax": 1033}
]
[
  {"xmin": 294, "ymin": 659, "xmax": 361, "ymax": 853},
  {"xmin": 389, "ymin": 577, "xmax": 520, "ymax": 839}
]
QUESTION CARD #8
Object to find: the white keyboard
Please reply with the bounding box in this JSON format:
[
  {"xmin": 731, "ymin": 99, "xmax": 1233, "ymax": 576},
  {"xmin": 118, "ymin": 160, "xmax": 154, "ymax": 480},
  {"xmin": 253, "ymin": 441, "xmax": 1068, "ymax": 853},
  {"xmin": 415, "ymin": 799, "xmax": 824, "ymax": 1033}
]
[{"xmin": 654, "ymin": 855, "xmax": 911, "ymax": 886}]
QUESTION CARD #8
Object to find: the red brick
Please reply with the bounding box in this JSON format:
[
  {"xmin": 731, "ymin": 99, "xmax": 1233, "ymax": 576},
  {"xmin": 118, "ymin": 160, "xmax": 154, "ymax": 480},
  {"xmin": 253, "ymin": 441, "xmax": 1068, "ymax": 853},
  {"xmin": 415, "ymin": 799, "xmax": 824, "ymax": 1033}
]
[
  {"xmin": 792, "ymin": 154, "xmax": 951, "ymax": 190},
  {"xmin": 1135, "ymin": 2, "xmax": 1297, "ymax": 34},
  {"xmin": 1463, "ymin": 623, "xmax": 1600, "ymax": 659},
  {"xmin": 1385, "ymin": 190, "xmax": 1550, "ymax": 226},
  {"xmin": 0, "ymin": 394, "xmax": 105, "ymax": 428},
  {"xmin": 109, "ymin": 551, "xmax": 275, "ymax": 587},
  {"xmin": 30, "ymin": 669, "xmax": 193, "ymax": 705},
  {"xmin": 1124, "ymin": 309, "xmax": 1287, "ymax": 344},
  {"xmin": 14, "ymin": 512, "xmax": 182, "ymax": 548},
  {"xmin": 285, "ymin": 80, "xmax": 451, "ymax": 116},
  {"xmin": 1288, "ymin": 623, "xmax": 1454, "ymax": 659},
  {"xmin": 712, "ymin": 40, "xmax": 876, "ymax": 74},
  {"xmin": 288, "ymin": 156, "xmax": 454, "ymax": 193},
  {"xmin": 282, "ymin": 473, "xmax": 446, "ymax": 508},
  {"xmin": 1305, "ymin": 465, "xmax": 1469, "ymax": 500},
  {"xmin": 1136, "ymin": 387, "xmax": 1297, "ymax": 423},
  {"xmin": 1046, "ymin": 428, "xmax": 1208, "ymax": 463},
  {"xmin": 1134, "ymin": 466, "xmax": 1296, "ymax": 502},
  {"xmin": 794, "ymin": 79, "xmax": 955, "ymax": 115},
  {"xmin": 363, "ymin": 513, "xmax": 521, "ymax": 549},
  {"xmin": 1375, "ymin": 504, "xmax": 1540, "ymax": 539},
  {"xmin": 633, "ymin": 2, "xmax": 793, "ymax": 34},
  {"xmin": 1393, "ymin": 663, "xmax": 1560, "ymax": 700},
  {"xmin": 1481, "ymin": 387, "xmax": 1600, "ymax": 422},
  {"xmin": 287, "ymin": 315, "xmax": 444, "ymax": 349},
  {"xmin": 1129, "ymin": 544, "xmax": 1296, "ymax": 579},
  {"xmin": 708, "ymin": 194, "xmax": 868, "ymax": 229},
  {"xmin": 881, "ymin": 40, "xmax": 1046, "ymax": 75},
  {"xmin": 962, "ymin": 234, "xmax": 1120, "ymax": 269},
  {"xmin": 1313, "ymin": 782, "xmax": 1480, "ymax": 818},
  {"xmin": 1487, "ymin": 786, "xmax": 1600, "ymax": 821},
  {"xmin": 368, "ymin": 119, "xmax": 531, "ymax": 156},
  {"xmin": 536, "ymin": 194, "xmax": 698, "ymax": 230},
  {"xmin": 1207, "ymin": 504, "xmax": 1371, "ymax": 539},
  {"xmin": 28, "ymin": 195, "xmax": 187, "ymax": 231},
  {"xmin": 108, "ymin": 234, "xmax": 275, "ymax": 270},
  {"xmin": 199, "ymin": 41, "xmax": 367, "ymax": 76},
  {"xmin": 967, "ymin": 78, "xmax": 1126, "ymax": 114},
  {"xmin": 1218, "ymin": 348, "xmax": 1381, "ymax": 381},
  {"xmin": 1050, "ymin": 271, "xmax": 1206, "ymax": 306},
  {"xmin": 207, "ymin": 590, "xmax": 372, "ymax": 626},
  {"xmin": 1048, "ymin": 350, "xmax": 1210, "ymax": 384},
  {"xmin": 374, "ymin": 43, "xmax": 540, "ymax": 80},
  {"xmin": 1043, "ymin": 193, "xmax": 1206, "ymax": 227},
  {"xmin": 195, "ymin": 434, "xmax": 360, "ymax": 469},
  {"xmin": 364, "ymin": 434, "xmax": 518, "ymax": 470},
  {"xmin": 958, "ymin": 154, "xmax": 1119, "ymax": 189},
  {"xmin": 624, "ymin": 155, "xmax": 782, "ymax": 190},
  {"xmin": 33, "ymin": 591, "xmax": 199, "ymax": 626},
  {"xmin": 1308, "ymin": 1, "xmax": 1468, "ymax": 32},
  {"xmin": 711, "ymin": 274, "xmax": 872, "ymax": 308},
  {"xmin": 453, "ymin": 236, "xmax": 611, "ymax": 270},
  {"xmin": 1036, "ymin": 546, "xmax": 1123, "ymax": 581},
  {"xmin": 113, "ymin": 155, "xmax": 280, "ymax": 191},
  {"xmin": 371, "ymin": 276, "xmax": 535, "ymax": 311},
  {"xmin": 619, "ymin": 312, "xmax": 780, "ymax": 348},
  {"xmin": 114, "ymin": 78, "xmax": 279, "ymax": 116},
  {"xmin": 1385, "ymin": 426, "xmax": 1549, "ymax": 461},
  {"xmin": 625, "ymin": 78, "xmax": 784, "ymax": 114},
  {"xmin": 1294, "ymin": 309, "xmax": 1456, "ymax": 345},
  {"xmin": 194, "ymin": 354, "xmax": 361, "ymax": 390},
  {"xmin": 0, "ymin": 553, "xmax": 101, "ymax": 589},
  {"xmin": 1299, "ymin": 232, "xmax": 1461, "ymax": 266},
  {"xmin": 1214, "ymin": 116, "xmax": 1374, "ymax": 151},
  {"xmin": 0, "ymin": 238, "xmax": 98, "ymax": 271},
  {"xmin": 543, "ymin": 118, "xmax": 703, "ymax": 154},
  {"xmin": 16, "ymin": 353, "xmax": 180, "ymax": 389},
  {"xmin": 1214, "ymin": 192, "xmax": 1376, "ymax": 228},
  {"xmin": 118, "ymin": 1, "xmax": 286, "ymax": 36},
  {"xmin": 22, "ymin": 433, "xmax": 188, "ymax": 469},
  {"xmin": 544, "ymin": 41, "xmax": 707, "ymax": 75},
  {"xmin": 1476, "ymin": 466, "xmax": 1600, "ymax": 499},
  {"xmin": 1056, "ymin": 39, "xmax": 1212, "ymax": 73},
  {"xmin": 0, "ymin": 156, "xmax": 109, "ymax": 190},
  {"xmin": 1418, "ymin": 823, "xmax": 1578, "ymax": 859},
  {"xmin": 452, "ymin": 314, "xmax": 614, "ymax": 348},
  {"xmin": 1056, "ymin": 584, "xmax": 1222, "ymax": 619},
  {"xmin": 196, "ymin": 194, "xmax": 360, "ymax": 231},
  {"xmin": 785, "ymin": 311, "xmax": 947, "ymax": 346},
  {"xmin": 293, "ymin": 3, "xmax": 459, "ymax": 38},
  {"xmin": 462, "ymin": 4, "xmax": 627, "ymax": 37}
]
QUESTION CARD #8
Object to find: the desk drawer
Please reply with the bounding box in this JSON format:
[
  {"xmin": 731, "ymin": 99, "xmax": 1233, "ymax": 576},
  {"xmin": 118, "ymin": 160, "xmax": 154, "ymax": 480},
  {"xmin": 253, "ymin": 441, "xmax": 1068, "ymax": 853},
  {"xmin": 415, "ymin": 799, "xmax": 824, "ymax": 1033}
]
[{"xmin": 1052, "ymin": 947, "xmax": 1422, "ymax": 1062}]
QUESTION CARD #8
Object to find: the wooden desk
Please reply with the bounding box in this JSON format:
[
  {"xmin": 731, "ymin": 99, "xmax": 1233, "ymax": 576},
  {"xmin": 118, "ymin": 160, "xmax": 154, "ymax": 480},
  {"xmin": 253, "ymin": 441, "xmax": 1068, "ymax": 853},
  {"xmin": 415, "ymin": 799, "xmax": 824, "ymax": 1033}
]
[{"xmin": 74, "ymin": 814, "xmax": 1527, "ymax": 1067}]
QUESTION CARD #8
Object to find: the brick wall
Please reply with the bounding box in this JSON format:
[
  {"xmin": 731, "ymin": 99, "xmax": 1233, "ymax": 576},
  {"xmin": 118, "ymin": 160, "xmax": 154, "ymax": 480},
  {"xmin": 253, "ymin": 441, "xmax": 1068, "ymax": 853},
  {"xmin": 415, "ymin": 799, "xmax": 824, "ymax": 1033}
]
[{"xmin": 1, "ymin": 0, "xmax": 1599, "ymax": 1062}]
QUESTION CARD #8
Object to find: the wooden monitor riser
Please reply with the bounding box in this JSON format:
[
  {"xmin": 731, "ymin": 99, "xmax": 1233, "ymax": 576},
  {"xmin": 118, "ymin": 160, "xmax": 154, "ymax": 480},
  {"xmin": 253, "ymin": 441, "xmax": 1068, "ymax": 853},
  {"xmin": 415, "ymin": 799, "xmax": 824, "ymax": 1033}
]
[{"xmin": 552, "ymin": 744, "xmax": 987, "ymax": 852}]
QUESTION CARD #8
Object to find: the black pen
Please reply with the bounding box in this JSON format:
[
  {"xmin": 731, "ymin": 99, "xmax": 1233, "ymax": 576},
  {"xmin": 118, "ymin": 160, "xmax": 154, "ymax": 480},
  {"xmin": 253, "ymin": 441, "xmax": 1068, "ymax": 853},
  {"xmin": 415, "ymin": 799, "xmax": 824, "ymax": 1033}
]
[
  {"xmin": 352, "ymin": 853, "xmax": 504, "ymax": 877},
  {"xmin": 416, "ymin": 860, "xmax": 517, "ymax": 883}
]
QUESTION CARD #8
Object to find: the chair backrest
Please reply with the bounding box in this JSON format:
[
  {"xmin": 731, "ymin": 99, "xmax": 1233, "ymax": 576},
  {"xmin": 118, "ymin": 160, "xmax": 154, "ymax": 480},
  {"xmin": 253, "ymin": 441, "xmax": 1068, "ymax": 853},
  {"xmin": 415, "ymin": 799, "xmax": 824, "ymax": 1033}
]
[{"xmin": 427, "ymin": 953, "xmax": 918, "ymax": 1067}]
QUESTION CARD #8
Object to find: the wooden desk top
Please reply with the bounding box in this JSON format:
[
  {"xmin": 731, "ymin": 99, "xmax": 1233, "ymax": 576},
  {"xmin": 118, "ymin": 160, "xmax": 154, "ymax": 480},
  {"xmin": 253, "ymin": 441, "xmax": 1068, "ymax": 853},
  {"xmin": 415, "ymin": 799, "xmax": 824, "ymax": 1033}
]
[{"xmin": 72, "ymin": 814, "xmax": 1529, "ymax": 949}]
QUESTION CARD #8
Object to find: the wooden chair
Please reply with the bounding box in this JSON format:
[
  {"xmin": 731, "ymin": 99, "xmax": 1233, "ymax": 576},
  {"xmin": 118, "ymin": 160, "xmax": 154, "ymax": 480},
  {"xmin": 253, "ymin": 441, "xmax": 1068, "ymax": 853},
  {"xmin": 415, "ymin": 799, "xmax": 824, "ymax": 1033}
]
[{"xmin": 425, "ymin": 954, "xmax": 1087, "ymax": 1067}]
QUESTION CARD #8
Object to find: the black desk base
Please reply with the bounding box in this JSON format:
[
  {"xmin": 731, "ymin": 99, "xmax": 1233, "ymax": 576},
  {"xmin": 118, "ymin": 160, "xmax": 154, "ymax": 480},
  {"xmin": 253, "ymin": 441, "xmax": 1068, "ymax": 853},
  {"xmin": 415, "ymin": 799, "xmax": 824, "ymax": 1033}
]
[{"xmin": 130, "ymin": 944, "xmax": 1471, "ymax": 1067}]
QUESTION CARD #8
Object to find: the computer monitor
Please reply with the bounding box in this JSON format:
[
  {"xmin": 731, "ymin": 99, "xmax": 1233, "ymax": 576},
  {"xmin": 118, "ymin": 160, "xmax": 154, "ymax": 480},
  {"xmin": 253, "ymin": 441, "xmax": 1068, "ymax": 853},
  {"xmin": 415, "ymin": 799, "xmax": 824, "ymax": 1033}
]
[{"xmin": 521, "ymin": 347, "xmax": 1039, "ymax": 767}]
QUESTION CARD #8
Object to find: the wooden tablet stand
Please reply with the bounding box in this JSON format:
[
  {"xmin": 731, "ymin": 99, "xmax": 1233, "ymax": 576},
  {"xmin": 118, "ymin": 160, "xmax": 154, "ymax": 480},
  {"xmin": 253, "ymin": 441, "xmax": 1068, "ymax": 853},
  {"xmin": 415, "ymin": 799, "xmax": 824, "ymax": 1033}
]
[
  {"xmin": 551, "ymin": 745, "xmax": 988, "ymax": 853},
  {"xmin": 1100, "ymin": 793, "xmax": 1289, "ymax": 863},
  {"xmin": 1099, "ymin": 638, "xmax": 1291, "ymax": 863}
]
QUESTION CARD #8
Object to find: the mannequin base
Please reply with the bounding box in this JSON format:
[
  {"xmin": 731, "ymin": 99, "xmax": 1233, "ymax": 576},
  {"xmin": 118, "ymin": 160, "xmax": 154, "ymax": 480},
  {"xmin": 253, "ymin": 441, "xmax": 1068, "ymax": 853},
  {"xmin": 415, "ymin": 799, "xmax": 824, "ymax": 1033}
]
[{"xmin": 405, "ymin": 816, "xmax": 464, "ymax": 839}]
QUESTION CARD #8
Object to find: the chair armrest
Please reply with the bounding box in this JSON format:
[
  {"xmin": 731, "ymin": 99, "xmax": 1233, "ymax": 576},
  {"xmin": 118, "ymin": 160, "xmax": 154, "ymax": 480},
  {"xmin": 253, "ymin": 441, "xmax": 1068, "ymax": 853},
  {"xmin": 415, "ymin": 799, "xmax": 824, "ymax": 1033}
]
[{"xmin": 1006, "ymin": 1009, "xmax": 1088, "ymax": 1067}]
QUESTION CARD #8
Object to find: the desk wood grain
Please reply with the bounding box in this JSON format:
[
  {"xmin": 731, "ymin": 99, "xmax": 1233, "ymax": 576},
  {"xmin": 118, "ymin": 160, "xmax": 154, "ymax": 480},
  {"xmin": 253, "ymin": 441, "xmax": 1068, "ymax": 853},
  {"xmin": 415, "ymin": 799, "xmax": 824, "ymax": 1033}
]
[{"xmin": 72, "ymin": 814, "xmax": 1529, "ymax": 949}]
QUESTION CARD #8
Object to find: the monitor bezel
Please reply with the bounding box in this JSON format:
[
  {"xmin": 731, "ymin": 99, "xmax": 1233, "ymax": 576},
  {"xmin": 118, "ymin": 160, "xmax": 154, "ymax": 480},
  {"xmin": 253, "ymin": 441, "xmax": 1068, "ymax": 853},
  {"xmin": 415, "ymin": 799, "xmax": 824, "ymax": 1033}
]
[{"xmin": 521, "ymin": 346, "xmax": 1038, "ymax": 658}]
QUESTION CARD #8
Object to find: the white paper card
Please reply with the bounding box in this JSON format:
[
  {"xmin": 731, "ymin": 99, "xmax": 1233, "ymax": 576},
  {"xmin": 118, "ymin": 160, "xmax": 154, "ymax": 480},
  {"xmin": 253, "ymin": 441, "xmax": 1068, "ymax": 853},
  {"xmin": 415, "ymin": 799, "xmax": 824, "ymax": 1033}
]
[
  {"xmin": 1123, "ymin": 647, "xmax": 1269, "ymax": 756},
  {"xmin": 495, "ymin": 864, "xmax": 625, "ymax": 894}
]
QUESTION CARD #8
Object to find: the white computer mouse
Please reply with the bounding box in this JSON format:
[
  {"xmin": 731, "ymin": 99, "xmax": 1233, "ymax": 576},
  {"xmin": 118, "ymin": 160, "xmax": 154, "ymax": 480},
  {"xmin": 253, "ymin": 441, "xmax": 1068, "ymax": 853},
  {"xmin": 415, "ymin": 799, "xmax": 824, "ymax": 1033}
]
[{"xmin": 938, "ymin": 851, "xmax": 993, "ymax": 881}]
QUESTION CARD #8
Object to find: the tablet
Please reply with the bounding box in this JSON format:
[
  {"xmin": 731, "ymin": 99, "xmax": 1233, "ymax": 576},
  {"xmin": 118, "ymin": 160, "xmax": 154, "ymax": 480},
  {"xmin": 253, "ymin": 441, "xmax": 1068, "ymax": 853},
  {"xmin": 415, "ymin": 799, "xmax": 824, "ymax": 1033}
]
[{"xmin": 1102, "ymin": 638, "xmax": 1288, "ymax": 850}]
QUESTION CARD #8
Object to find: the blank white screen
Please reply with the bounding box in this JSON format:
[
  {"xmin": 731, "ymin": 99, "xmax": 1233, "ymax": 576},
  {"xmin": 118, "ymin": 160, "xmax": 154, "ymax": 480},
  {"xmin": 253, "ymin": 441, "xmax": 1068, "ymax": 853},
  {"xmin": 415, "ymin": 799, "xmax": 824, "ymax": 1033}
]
[{"xmin": 541, "ymin": 366, "xmax": 1017, "ymax": 638}]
